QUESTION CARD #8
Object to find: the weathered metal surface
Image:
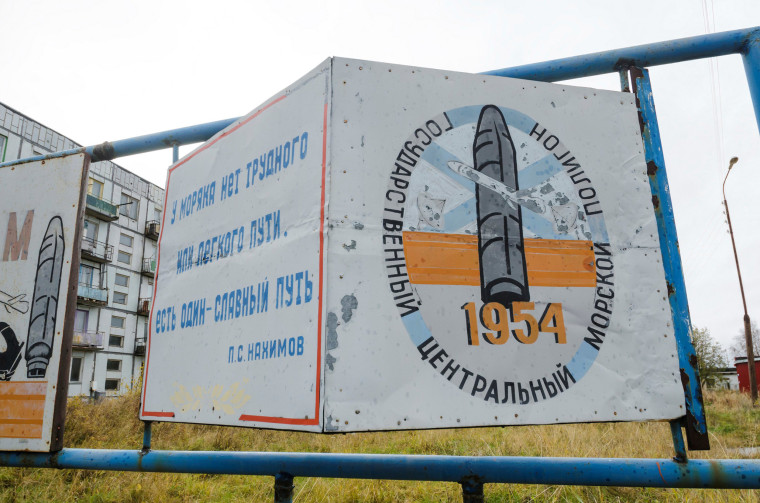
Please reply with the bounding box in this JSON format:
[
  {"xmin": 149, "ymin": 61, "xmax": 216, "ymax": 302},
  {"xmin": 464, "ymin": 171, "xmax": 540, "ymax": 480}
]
[
  {"xmin": 323, "ymin": 58, "xmax": 680, "ymax": 431},
  {"xmin": 630, "ymin": 67, "xmax": 709, "ymax": 450},
  {"xmin": 1, "ymin": 448, "xmax": 760, "ymax": 489},
  {"xmin": 0, "ymin": 153, "xmax": 89, "ymax": 451}
]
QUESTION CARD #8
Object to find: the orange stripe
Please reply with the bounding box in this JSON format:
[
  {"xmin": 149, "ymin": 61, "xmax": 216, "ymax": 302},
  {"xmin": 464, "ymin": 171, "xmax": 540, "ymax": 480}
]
[
  {"xmin": 0, "ymin": 382, "xmax": 46, "ymax": 424},
  {"xmin": 0, "ymin": 423, "xmax": 43, "ymax": 439},
  {"xmin": 0, "ymin": 394, "xmax": 46, "ymax": 400},
  {"xmin": 403, "ymin": 231, "xmax": 596, "ymax": 288},
  {"xmin": 0, "ymin": 418, "xmax": 43, "ymax": 425},
  {"xmin": 239, "ymin": 414, "xmax": 318, "ymax": 425},
  {"xmin": 0, "ymin": 382, "xmax": 46, "ymax": 395},
  {"xmin": 0, "ymin": 399, "xmax": 45, "ymax": 421},
  {"xmin": 0, "ymin": 382, "xmax": 46, "ymax": 439}
]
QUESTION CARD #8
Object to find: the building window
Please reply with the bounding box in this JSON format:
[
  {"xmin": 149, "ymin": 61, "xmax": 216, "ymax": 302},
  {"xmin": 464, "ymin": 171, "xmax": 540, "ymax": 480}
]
[
  {"xmin": 114, "ymin": 273, "xmax": 129, "ymax": 287},
  {"xmin": 117, "ymin": 251, "xmax": 131, "ymax": 265},
  {"xmin": 119, "ymin": 234, "xmax": 133, "ymax": 247},
  {"xmin": 83, "ymin": 220, "xmax": 99, "ymax": 241},
  {"xmin": 79, "ymin": 264, "xmax": 101, "ymax": 287},
  {"xmin": 119, "ymin": 194, "xmax": 139, "ymax": 220},
  {"xmin": 113, "ymin": 292, "xmax": 127, "ymax": 305},
  {"xmin": 104, "ymin": 379, "xmax": 120, "ymax": 391},
  {"xmin": 110, "ymin": 316, "xmax": 125, "ymax": 329},
  {"xmin": 88, "ymin": 178, "xmax": 104, "ymax": 198},
  {"xmin": 109, "ymin": 335, "xmax": 124, "ymax": 348},
  {"xmin": 0, "ymin": 135, "xmax": 6, "ymax": 162},
  {"xmin": 70, "ymin": 357, "xmax": 83, "ymax": 382},
  {"xmin": 74, "ymin": 309, "xmax": 88, "ymax": 333},
  {"xmin": 106, "ymin": 359, "xmax": 122, "ymax": 372}
]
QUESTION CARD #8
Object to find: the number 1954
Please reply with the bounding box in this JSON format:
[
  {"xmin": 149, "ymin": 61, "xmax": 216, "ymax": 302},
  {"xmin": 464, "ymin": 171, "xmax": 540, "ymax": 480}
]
[{"xmin": 461, "ymin": 302, "xmax": 566, "ymax": 346}]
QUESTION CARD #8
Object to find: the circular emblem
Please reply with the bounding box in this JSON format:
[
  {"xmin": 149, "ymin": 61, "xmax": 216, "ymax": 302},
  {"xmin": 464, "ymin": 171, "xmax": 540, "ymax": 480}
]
[{"xmin": 382, "ymin": 105, "xmax": 613, "ymax": 405}]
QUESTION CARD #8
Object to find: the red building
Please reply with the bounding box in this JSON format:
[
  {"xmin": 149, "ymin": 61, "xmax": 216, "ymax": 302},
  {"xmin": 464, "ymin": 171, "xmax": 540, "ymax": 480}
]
[{"xmin": 734, "ymin": 357, "xmax": 760, "ymax": 393}]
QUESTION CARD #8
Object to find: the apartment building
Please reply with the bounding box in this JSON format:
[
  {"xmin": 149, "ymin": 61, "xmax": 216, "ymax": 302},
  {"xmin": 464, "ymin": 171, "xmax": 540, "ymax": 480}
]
[{"xmin": 0, "ymin": 102, "xmax": 164, "ymax": 397}]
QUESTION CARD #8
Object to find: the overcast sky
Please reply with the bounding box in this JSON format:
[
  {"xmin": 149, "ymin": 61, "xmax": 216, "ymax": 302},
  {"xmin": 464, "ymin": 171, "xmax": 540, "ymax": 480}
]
[{"xmin": 4, "ymin": 0, "xmax": 759, "ymax": 353}]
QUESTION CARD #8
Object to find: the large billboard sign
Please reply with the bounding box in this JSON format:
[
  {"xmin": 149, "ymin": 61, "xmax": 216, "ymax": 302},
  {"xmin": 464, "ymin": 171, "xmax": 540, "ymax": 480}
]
[
  {"xmin": 142, "ymin": 58, "xmax": 686, "ymax": 431},
  {"xmin": 0, "ymin": 154, "xmax": 87, "ymax": 451}
]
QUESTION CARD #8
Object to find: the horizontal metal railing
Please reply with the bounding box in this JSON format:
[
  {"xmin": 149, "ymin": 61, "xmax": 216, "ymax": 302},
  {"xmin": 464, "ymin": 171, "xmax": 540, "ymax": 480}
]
[
  {"xmin": 81, "ymin": 236, "xmax": 113, "ymax": 262},
  {"xmin": 72, "ymin": 331, "xmax": 104, "ymax": 349}
]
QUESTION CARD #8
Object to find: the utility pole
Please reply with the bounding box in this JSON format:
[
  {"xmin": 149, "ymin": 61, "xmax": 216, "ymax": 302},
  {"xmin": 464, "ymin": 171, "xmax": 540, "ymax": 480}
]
[{"xmin": 723, "ymin": 156, "xmax": 757, "ymax": 404}]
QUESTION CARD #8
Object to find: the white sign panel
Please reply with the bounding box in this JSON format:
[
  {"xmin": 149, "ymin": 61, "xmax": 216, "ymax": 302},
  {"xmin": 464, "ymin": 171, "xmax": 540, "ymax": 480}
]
[
  {"xmin": 0, "ymin": 154, "xmax": 87, "ymax": 450},
  {"xmin": 143, "ymin": 58, "xmax": 685, "ymax": 432},
  {"xmin": 141, "ymin": 62, "xmax": 330, "ymax": 430}
]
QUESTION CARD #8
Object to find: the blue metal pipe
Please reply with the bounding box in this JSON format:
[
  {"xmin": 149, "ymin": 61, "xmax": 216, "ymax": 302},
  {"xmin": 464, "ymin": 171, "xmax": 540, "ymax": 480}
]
[
  {"xmin": 742, "ymin": 36, "xmax": 760, "ymax": 134},
  {"xmin": 0, "ymin": 118, "xmax": 237, "ymax": 169},
  {"xmin": 483, "ymin": 27, "xmax": 759, "ymax": 81},
  {"xmin": 1, "ymin": 449, "xmax": 759, "ymax": 489},
  {"xmin": 84, "ymin": 118, "xmax": 237, "ymax": 162}
]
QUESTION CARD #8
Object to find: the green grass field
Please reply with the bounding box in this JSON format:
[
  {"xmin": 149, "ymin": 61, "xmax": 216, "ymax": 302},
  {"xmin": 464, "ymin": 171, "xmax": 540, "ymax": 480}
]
[{"xmin": 1, "ymin": 389, "xmax": 758, "ymax": 502}]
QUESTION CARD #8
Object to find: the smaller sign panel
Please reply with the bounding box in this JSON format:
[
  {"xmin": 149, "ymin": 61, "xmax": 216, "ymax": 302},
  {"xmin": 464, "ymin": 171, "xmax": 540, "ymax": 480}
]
[
  {"xmin": 140, "ymin": 62, "xmax": 330, "ymax": 431},
  {"xmin": 0, "ymin": 153, "xmax": 88, "ymax": 451}
]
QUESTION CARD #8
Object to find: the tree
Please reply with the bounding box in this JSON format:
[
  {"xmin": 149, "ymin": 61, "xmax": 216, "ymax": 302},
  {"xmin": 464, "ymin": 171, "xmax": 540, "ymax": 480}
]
[
  {"xmin": 690, "ymin": 327, "xmax": 729, "ymax": 387},
  {"xmin": 729, "ymin": 320, "xmax": 760, "ymax": 360}
]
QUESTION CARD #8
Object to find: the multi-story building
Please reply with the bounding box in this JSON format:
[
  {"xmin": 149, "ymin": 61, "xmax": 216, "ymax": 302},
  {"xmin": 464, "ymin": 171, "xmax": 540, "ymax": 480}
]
[{"xmin": 0, "ymin": 102, "xmax": 164, "ymax": 397}]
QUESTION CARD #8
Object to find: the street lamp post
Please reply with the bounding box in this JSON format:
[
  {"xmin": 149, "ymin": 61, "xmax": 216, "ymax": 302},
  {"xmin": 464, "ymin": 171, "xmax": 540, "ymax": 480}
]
[{"xmin": 723, "ymin": 156, "xmax": 757, "ymax": 403}]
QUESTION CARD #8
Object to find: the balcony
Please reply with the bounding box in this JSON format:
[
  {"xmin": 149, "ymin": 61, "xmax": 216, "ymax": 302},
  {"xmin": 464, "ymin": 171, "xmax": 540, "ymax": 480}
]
[
  {"xmin": 80, "ymin": 237, "xmax": 113, "ymax": 263},
  {"xmin": 77, "ymin": 282, "xmax": 108, "ymax": 306},
  {"xmin": 145, "ymin": 220, "xmax": 160, "ymax": 240},
  {"xmin": 137, "ymin": 298, "xmax": 151, "ymax": 316},
  {"xmin": 141, "ymin": 258, "xmax": 156, "ymax": 278},
  {"xmin": 134, "ymin": 337, "xmax": 146, "ymax": 355},
  {"xmin": 85, "ymin": 194, "xmax": 119, "ymax": 221},
  {"xmin": 72, "ymin": 331, "xmax": 104, "ymax": 350}
]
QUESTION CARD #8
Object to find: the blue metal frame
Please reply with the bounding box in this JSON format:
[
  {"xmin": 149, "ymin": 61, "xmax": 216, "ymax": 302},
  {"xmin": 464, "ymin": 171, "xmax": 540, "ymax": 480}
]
[
  {"xmin": 2, "ymin": 26, "xmax": 760, "ymax": 498},
  {"xmin": 630, "ymin": 65, "xmax": 708, "ymax": 450}
]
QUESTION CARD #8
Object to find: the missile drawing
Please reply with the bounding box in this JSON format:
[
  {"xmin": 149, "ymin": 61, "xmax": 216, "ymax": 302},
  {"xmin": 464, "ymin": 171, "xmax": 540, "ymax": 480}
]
[
  {"xmin": 25, "ymin": 216, "xmax": 65, "ymax": 379},
  {"xmin": 472, "ymin": 105, "xmax": 529, "ymax": 306}
]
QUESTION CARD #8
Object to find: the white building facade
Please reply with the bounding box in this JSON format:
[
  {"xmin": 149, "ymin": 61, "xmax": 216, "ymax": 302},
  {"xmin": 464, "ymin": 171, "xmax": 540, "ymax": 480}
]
[{"xmin": 1, "ymin": 102, "xmax": 164, "ymax": 397}]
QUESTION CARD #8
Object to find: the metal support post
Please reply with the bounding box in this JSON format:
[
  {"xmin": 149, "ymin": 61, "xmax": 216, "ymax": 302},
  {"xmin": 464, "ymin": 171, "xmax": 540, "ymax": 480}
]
[
  {"xmin": 669, "ymin": 420, "xmax": 687, "ymax": 462},
  {"xmin": 274, "ymin": 472, "xmax": 294, "ymax": 503},
  {"xmin": 618, "ymin": 69, "xmax": 631, "ymax": 93},
  {"xmin": 630, "ymin": 67, "xmax": 709, "ymax": 450},
  {"xmin": 142, "ymin": 421, "xmax": 152, "ymax": 452},
  {"xmin": 172, "ymin": 143, "xmax": 179, "ymax": 164},
  {"xmin": 461, "ymin": 479, "xmax": 484, "ymax": 502}
]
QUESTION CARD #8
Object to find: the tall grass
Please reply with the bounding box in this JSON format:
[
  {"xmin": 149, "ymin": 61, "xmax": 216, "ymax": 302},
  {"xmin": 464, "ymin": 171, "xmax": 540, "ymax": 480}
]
[{"xmin": 1, "ymin": 389, "xmax": 758, "ymax": 502}]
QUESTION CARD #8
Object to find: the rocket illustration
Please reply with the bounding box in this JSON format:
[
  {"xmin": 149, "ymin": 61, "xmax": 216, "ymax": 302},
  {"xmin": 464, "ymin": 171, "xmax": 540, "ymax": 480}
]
[
  {"xmin": 473, "ymin": 105, "xmax": 529, "ymax": 306},
  {"xmin": 25, "ymin": 217, "xmax": 65, "ymax": 378}
]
